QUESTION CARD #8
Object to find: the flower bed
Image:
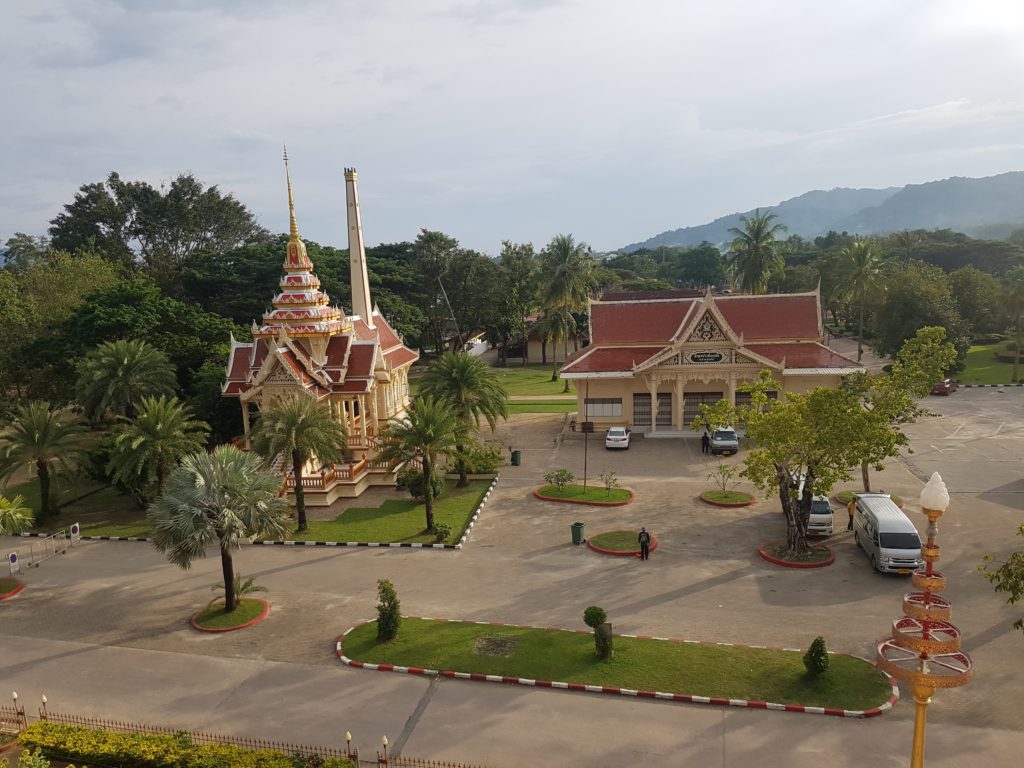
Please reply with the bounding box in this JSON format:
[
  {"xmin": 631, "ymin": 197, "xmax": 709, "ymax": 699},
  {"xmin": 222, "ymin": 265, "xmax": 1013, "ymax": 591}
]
[
  {"xmin": 758, "ymin": 543, "xmax": 835, "ymax": 569},
  {"xmin": 191, "ymin": 598, "xmax": 270, "ymax": 632},
  {"xmin": 587, "ymin": 530, "xmax": 658, "ymax": 556},
  {"xmin": 699, "ymin": 490, "xmax": 755, "ymax": 507},
  {"xmin": 0, "ymin": 577, "xmax": 24, "ymax": 601},
  {"xmin": 534, "ymin": 484, "xmax": 634, "ymax": 506}
]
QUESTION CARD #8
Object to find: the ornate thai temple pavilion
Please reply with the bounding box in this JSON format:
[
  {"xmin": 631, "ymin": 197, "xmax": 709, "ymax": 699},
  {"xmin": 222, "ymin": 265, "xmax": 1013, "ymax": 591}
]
[
  {"xmin": 222, "ymin": 159, "xmax": 418, "ymax": 503},
  {"xmin": 560, "ymin": 288, "xmax": 863, "ymax": 433}
]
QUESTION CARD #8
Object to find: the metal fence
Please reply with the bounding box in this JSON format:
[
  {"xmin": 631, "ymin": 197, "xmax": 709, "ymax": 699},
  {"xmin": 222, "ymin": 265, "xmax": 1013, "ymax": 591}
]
[
  {"xmin": 12, "ymin": 530, "xmax": 70, "ymax": 571},
  {"xmin": 0, "ymin": 704, "xmax": 27, "ymax": 733}
]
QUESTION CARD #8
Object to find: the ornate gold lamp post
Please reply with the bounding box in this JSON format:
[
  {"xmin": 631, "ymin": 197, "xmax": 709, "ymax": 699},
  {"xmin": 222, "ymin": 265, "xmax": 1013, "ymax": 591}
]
[{"xmin": 876, "ymin": 473, "xmax": 972, "ymax": 768}]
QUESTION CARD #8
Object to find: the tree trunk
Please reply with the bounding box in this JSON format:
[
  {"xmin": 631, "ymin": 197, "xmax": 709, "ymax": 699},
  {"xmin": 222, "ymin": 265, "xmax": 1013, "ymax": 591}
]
[
  {"xmin": 541, "ymin": 340, "xmax": 547, "ymax": 366},
  {"xmin": 423, "ymin": 454, "xmax": 435, "ymax": 531},
  {"xmin": 861, "ymin": 461, "xmax": 872, "ymax": 493},
  {"xmin": 857, "ymin": 302, "xmax": 865, "ymax": 362},
  {"xmin": 220, "ymin": 543, "xmax": 236, "ymax": 613},
  {"xmin": 522, "ymin": 313, "xmax": 528, "ymax": 367},
  {"xmin": 156, "ymin": 455, "xmax": 166, "ymax": 496},
  {"xmin": 292, "ymin": 449, "xmax": 307, "ymax": 532},
  {"xmin": 37, "ymin": 459, "xmax": 54, "ymax": 519},
  {"xmin": 455, "ymin": 443, "xmax": 468, "ymax": 488},
  {"xmin": 777, "ymin": 467, "xmax": 810, "ymax": 557}
]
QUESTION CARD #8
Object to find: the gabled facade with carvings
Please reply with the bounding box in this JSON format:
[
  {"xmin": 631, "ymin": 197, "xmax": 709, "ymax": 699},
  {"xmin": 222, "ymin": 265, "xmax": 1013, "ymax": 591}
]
[
  {"xmin": 222, "ymin": 161, "xmax": 418, "ymax": 502},
  {"xmin": 560, "ymin": 288, "xmax": 862, "ymax": 432}
]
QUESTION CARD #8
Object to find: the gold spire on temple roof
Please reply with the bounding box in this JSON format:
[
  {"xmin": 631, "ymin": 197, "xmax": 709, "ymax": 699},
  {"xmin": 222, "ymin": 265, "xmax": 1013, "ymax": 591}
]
[{"xmin": 284, "ymin": 145, "xmax": 300, "ymax": 241}]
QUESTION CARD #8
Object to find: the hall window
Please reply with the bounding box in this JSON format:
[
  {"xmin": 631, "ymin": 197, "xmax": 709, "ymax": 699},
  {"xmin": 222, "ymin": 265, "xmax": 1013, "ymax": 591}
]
[{"xmin": 585, "ymin": 397, "xmax": 623, "ymax": 418}]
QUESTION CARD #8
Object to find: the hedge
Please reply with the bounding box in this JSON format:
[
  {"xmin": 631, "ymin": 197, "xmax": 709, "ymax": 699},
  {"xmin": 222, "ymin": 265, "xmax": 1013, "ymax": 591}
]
[{"xmin": 20, "ymin": 722, "xmax": 354, "ymax": 768}]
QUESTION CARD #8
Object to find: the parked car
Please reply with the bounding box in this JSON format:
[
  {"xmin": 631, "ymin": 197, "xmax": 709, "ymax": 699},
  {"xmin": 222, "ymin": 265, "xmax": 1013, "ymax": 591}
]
[
  {"xmin": 605, "ymin": 427, "xmax": 630, "ymax": 449},
  {"xmin": 852, "ymin": 493, "xmax": 924, "ymax": 574},
  {"xmin": 931, "ymin": 379, "xmax": 958, "ymax": 395},
  {"xmin": 807, "ymin": 496, "xmax": 834, "ymax": 536},
  {"xmin": 709, "ymin": 427, "xmax": 739, "ymax": 455}
]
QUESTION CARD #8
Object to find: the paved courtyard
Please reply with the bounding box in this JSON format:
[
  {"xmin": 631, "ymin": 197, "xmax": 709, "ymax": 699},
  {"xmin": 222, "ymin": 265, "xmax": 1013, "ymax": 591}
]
[{"xmin": 2, "ymin": 391, "xmax": 1023, "ymax": 766}]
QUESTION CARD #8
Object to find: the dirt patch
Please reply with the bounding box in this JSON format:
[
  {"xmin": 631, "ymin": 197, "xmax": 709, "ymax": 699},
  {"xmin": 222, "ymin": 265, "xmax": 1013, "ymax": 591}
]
[{"xmin": 473, "ymin": 634, "xmax": 518, "ymax": 657}]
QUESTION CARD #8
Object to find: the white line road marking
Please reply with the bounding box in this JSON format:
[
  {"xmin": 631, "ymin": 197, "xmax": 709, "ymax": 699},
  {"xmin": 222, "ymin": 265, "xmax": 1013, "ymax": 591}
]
[
  {"xmin": 930, "ymin": 445, "xmax": 944, "ymax": 453},
  {"xmin": 992, "ymin": 422, "xmax": 1004, "ymax": 436}
]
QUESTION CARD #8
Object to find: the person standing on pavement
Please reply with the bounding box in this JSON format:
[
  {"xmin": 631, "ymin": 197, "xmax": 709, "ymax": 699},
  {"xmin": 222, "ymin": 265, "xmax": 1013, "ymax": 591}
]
[
  {"xmin": 638, "ymin": 527, "xmax": 652, "ymax": 560},
  {"xmin": 701, "ymin": 430, "xmax": 710, "ymax": 454},
  {"xmin": 847, "ymin": 499, "xmax": 855, "ymax": 531}
]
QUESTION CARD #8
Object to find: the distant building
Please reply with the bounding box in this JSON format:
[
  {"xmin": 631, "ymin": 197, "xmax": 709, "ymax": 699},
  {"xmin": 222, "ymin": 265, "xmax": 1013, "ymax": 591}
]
[
  {"xmin": 223, "ymin": 162, "xmax": 418, "ymax": 502},
  {"xmin": 560, "ymin": 288, "xmax": 862, "ymax": 432}
]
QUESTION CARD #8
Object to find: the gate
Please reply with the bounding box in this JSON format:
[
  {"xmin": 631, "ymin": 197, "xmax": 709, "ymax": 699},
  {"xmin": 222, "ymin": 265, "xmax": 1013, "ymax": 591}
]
[
  {"xmin": 632, "ymin": 393, "xmax": 651, "ymax": 426},
  {"xmin": 656, "ymin": 393, "xmax": 673, "ymax": 426},
  {"xmin": 683, "ymin": 392, "xmax": 724, "ymax": 426}
]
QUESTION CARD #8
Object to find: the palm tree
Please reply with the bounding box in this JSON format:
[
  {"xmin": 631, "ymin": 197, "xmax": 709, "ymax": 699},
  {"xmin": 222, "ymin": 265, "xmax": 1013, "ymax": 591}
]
[
  {"xmin": 728, "ymin": 210, "xmax": 787, "ymax": 294},
  {"xmin": 541, "ymin": 234, "xmax": 595, "ymax": 368},
  {"xmin": 249, "ymin": 396, "xmax": 348, "ymax": 532},
  {"xmin": 375, "ymin": 396, "xmax": 462, "ymax": 532},
  {"xmin": 0, "ymin": 495, "xmax": 33, "ymax": 536},
  {"xmin": 418, "ymin": 352, "xmax": 508, "ymax": 487},
  {"xmin": 1002, "ymin": 266, "xmax": 1024, "ymax": 383},
  {"xmin": 148, "ymin": 445, "xmax": 289, "ymax": 613},
  {"xmin": 75, "ymin": 339, "xmax": 177, "ymax": 421},
  {"xmin": 0, "ymin": 402, "xmax": 84, "ymax": 519},
  {"xmin": 107, "ymin": 395, "xmax": 210, "ymax": 504},
  {"xmin": 836, "ymin": 239, "xmax": 888, "ymax": 362}
]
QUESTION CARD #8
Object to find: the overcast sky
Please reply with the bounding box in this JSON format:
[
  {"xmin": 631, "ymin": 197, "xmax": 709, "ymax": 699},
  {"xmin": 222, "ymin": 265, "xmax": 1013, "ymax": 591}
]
[{"xmin": 3, "ymin": 0, "xmax": 1024, "ymax": 254}]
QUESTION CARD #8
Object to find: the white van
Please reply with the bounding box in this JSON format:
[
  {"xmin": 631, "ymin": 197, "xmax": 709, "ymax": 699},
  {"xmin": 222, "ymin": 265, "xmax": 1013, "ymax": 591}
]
[
  {"xmin": 795, "ymin": 475, "xmax": 833, "ymax": 536},
  {"xmin": 852, "ymin": 493, "xmax": 924, "ymax": 574}
]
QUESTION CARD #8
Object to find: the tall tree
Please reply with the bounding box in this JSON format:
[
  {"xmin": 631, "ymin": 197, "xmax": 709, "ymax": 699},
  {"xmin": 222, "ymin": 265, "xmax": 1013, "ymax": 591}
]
[
  {"xmin": 1002, "ymin": 266, "xmax": 1024, "ymax": 383},
  {"xmin": 950, "ymin": 266, "xmax": 1002, "ymax": 338},
  {"xmin": 0, "ymin": 402, "xmax": 85, "ymax": 519},
  {"xmin": 497, "ymin": 241, "xmax": 538, "ymax": 366},
  {"xmin": 249, "ymin": 396, "xmax": 348, "ymax": 532},
  {"xmin": 411, "ymin": 230, "xmax": 459, "ymax": 354},
  {"xmin": 148, "ymin": 445, "xmax": 289, "ymax": 614},
  {"xmin": 375, "ymin": 396, "xmax": 462, "ymax": 532},
  {"xmin": 107, "ymin": 395, "xmax": 210, "ymax": 504},
  {"xmin": 728, "ymin": 210, "xmax": 787, "ymax": 294},
  {"xmin": 75, "ymin": 339, "xmax": 177, "ymax": 422},
  {"xmin": 541, "ymin": 234, "xmax": 595, "ymax": 370},
  {"xmin": 418, "ymin": 352, "xmax": 508, "ymax": 487},
  {"xmin": 836, "ymin": 238, "xmax": 888, "ymax": 362}
]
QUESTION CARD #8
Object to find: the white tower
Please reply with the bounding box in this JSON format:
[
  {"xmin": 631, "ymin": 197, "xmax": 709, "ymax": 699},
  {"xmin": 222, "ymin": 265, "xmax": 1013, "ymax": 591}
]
[{"xmin": 344, "ymin": 168, "xmax": 374, "ymax": 328}]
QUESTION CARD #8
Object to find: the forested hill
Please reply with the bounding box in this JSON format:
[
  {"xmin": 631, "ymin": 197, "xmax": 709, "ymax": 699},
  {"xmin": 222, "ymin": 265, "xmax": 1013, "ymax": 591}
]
[{"xmin": 621, "ymin": 171, "xmax": 1024, "ymax": 252}]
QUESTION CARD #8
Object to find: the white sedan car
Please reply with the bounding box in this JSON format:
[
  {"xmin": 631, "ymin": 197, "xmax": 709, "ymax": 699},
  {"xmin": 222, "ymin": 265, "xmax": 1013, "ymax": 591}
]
[{"xmin": 605, "ymin": 427, "xmax": 631, "ymax": 449}]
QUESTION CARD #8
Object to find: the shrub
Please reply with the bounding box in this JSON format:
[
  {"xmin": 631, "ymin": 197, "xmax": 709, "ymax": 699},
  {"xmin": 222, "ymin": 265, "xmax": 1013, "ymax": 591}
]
[
  {"xmin": 376, "ymin": 578, "xmax": 401, "ymax": 642},
  {"xmin": 459, "ymin": 441, "xmax": 501, "ymax": 474},
  {"xmin": 704, "ymin": 460, "xmax": 739, "ymax": 494},
  {"xmin": 543, "ymin": 468, "xmax": 574, "ymax": 489},
  {"xmin": 431, "ymin": 521, "xmax": 452, "ymax": 543},
  {"xmin": 803, "ymin": 636, "xmax": 829, "ymax": 675},
  {"xmin": 396, "ymin": 466, "xmax": 445, "ymax": 502},
  {"xmin": 583, "ymin": 605, "xmax": 612, "ymax": 659},
  {"xmin": 18, "ymin": 722, "xmax": 354, "ymax": 768},
  {"xmin": 599, "ymin": 470, "xmax": 619, "ymax": 494}
]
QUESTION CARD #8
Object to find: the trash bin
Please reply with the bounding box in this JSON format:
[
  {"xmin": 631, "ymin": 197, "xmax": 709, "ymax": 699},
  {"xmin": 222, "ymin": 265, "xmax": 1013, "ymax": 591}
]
[
  {"xmin": 571, "ymin": 521, "xmax": 586, "ymax": 545},
  {"xmin": 511, "ymin": 449, "xmax": 521, "ymax": 466}
]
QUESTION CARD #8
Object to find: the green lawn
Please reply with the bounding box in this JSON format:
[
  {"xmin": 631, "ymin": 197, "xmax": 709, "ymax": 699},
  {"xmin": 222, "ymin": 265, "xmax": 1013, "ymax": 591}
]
[
  {"xmin": 589, "ymin": 531, "xmax": 641, "ymax": 551},
  {"xmin": 508, "ymin": 400, "xmax": 577, "ymax": 414},
  {"xmin": 293, "ymin": 480, "xmax": 489, "ymax": 544},
  {"xmin": 193, "ymin": 598, "xmax": 266, "ymax": 629},
  {"xmin": 537, "ymin": 483, "xmax": 632, "ymax": 503},
  {"xmin": 702, "ymin": 490, "xmax": 754, "ymax": 504},
  {"xmin": 345, "ymin": 618, "xmax": 893, "ymax": 711},
  {"xmin": 1, "ymin": 577, "xmax": 21, "ymax": 595},
  {"xmin": 957, "ymin": 344, "xmax": 1021, "ymax": 385},
  {"xmin": 5, "ymin": 475, "xmax": 146, "ymax": 537}
]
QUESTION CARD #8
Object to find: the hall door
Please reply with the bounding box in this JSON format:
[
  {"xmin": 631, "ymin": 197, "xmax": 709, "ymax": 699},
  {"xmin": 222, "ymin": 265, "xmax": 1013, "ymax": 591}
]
[
  {"xmin": 683, "ymin": 391, "xmax": 724, "ymax": 426},
  {"xmin": 632, "ymin": 393, "xmax": 651, "ymax": 426},
  {"xmin": 656, "ymin": 393, "xmax": 673, "ymax": 426}
]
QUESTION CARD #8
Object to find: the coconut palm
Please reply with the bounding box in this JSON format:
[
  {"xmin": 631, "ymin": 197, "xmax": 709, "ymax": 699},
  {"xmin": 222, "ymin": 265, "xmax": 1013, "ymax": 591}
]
[
  {"xmin": 728, "ymin": 210, "xmax": 787, "ymax": 294},
  {"xmin": 836, "ymin": 239, "xmax": 888, "ymax": 362},
  {"xmin": 375, "ymin": 396, "xmax": 463, "ymax": 532},
  {"xmin": 249, "ymin": 395, "xmax": 348, "ymax": 532},
  {"xmin": 0, "ymin": 495, "xmax": 33, "ymax": 536},
  {"xmin": 1002, "ymin": 266, "xmax": 1024, "ymax": 382},
  {"xmin": 75, "ymin": 339, "xmax": 177, "ymax": 421},
  {"xmin": 541, "ymin": 234, "xmax": 595, "ymax": 365},
  {"xmin": 148, "ymin": 445, "xmax": 289, "ymax": 613},
  {"xmin": 107, "ymin": 395, "xmax": 210, "ymax": 504},
  {"xmin": 418, "ymin": 352, "xmax": 508, "ymax": 487},
  {"xmin": 0, "ymin": 402, "xmax": 84, "ymax": 519}
]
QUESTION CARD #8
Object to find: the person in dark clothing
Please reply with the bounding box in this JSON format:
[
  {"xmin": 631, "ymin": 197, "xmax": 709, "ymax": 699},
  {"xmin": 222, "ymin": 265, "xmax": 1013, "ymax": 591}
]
[
  {"xmin": 701, "ymin": 431, "xmax": 710, "ymax": 454},
  {"xmin": 638, "ymin": 527, "xmax": 652, "ymax": 560}
]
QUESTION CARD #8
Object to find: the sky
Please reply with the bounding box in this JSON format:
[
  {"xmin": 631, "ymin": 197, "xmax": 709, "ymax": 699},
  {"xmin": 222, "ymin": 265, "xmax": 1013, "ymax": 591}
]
[{"xmin": 3, "ymin": 0, "xmax": 1024, "ymax": 254}]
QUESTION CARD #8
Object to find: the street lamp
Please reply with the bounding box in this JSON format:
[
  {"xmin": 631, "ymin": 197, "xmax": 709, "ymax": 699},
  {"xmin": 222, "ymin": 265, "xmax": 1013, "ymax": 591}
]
[
  {"xmin": 10, "ymin": 692, "xmax": 17, "ymax": 708},
  {"xmin": 381, "ymin": 735, "xmax": 389, "ymax": 764},
  {"xmin": 876, "ymin": 473, "xmax": 972, "ymax": 768},
  {"xmin": 41, "ymin": 694, "xmax": 47, "ymax": 718}
]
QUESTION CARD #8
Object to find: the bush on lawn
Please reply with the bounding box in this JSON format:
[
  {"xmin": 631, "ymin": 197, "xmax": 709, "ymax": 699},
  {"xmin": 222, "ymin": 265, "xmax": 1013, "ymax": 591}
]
[
  {"xmin": 18, "ymin": 722, "xmax": 353, "ymax": 768},
  {"xmin": 460, "ymin": 441, "xmax": 501, "ymax": 474},
  {"xmin": 377, "ymin": 578, "xmax": 401, "ymax": 642},
  {"xmin": 544, "ymin": 468, "xmax": 574, "ymax": 489},
  {"xmin": 583, "ymin": 605, "xmax": 612, "ymax": 659},
  {"xmin": 803, "ymin": 636, "xmax": 829, "ymax": 675},
  {"xmin": 431, "ymin": 521, "xmax": 452, "ymax": 543},
  {"xmin": 396, "ymin": 466, "xmax": 445, "ymax": 503}
]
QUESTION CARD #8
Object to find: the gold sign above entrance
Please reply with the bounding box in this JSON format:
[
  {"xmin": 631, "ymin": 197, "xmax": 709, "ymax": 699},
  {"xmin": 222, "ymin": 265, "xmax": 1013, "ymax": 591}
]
[{"xmin": 687, "ymin": 350, "xmax": 725, "ymax": 364}]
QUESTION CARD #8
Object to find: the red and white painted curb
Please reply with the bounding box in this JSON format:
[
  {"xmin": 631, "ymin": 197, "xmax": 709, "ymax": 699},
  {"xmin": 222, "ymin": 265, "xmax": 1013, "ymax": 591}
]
[{"xmin": 336, "ymin": 618, "xmax": 899, "ymax": 718}]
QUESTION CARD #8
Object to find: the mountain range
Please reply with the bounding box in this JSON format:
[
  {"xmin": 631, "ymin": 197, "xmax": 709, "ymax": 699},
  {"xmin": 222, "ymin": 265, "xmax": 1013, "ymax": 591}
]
[{"xmin": 619, "ymin": 171, "xmax": 1024, "ymax": 253}]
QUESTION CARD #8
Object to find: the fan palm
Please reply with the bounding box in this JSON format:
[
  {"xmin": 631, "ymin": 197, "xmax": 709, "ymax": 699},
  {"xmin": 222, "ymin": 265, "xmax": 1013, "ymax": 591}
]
[
  {"xmin": 249, "ymin": 395, "xmax": 347, "ymax": 532},
  {"xmin": 147, "ymin": 445, "xmax": 289, "ymax": 613},
  {"xmin": 107, "ymin": 395, "xmax": 210, "ymax": 504},
  {"xmin": 0, "ymin": 495, "xmax": 33, "ymax": 536},
  {"xmin": 375, "ymin": 396, "xmax": 463, "ymax": 531},
  {"xmin": 0, "ymin": 401, "xmax": 84, "ymax": 519},
  {"xmin": 75, "ymin": 339, "xmax": 177, "ymax": 421},
  {"xmin": 728, "ymin": 210, "xmax": 787, "ymax": 294},
  {"xmin": 836, "ymin": 239, "xmax": 888, "ymax": 362},
  {"xmin": 1002, "ymin": 266, "xmax": 1024, "ymax": 382},
  {"xmin": 418, "ymin": 352, "xmax": 508, "ymax": 487},
  {"xmin": 541, "ymin": 234, "xmax": 595, "ymax": 366}
]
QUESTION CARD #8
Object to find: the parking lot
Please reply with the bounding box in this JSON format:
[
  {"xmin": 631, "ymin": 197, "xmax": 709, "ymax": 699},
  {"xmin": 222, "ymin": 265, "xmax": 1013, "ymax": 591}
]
[{"xmin": 1, "ymin": 392, "xmax": 1022, "ymax": 766}]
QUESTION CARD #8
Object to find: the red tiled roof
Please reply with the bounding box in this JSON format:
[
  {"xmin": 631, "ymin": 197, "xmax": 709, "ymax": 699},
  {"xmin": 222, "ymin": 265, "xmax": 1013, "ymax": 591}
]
[
  {"xmin": 590, "ymin": 300, "xmax": 697, "ymax": 344},
  {"xmin": 346, "ymin": 344, "xmax": 376, "ymax": 378},
  {"xmin": 352, "ymin": 318, "xmax": 377, "ymax": 341},
  {"xmin": 745, "ymin": 343, "xmax": 860, "ymax": 369},
  {"xmin": 252, "ymin": 342, "xmax": 269, "ymax": 368},
  {"xmin": 324, "ymin": 335, "xmax": 351, "ymax": 367},
  {"xmin": 333, "ymin": 379, "xmax": 372, "ymax": 393},
  {"xmin": 226, "ymin": 345, "xmax": 251, "ymax": 381},
  {"xmin": 385, "ymin": 347, "xmax": 419, "ymax": 369},
  {"xmin": 373, "ymin": 313, "xmax": 403, "ymax": 351},
  {"xmin": 562, "ymin": 346, "xmax": 662, "ymax": 374},
  {"xmin": 716, "ymin": 295, "xmax": 820, "ymax": 341},
  {"xmin": 223, "ymin": 381, "xmax": 249, "ymax": 396}
]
